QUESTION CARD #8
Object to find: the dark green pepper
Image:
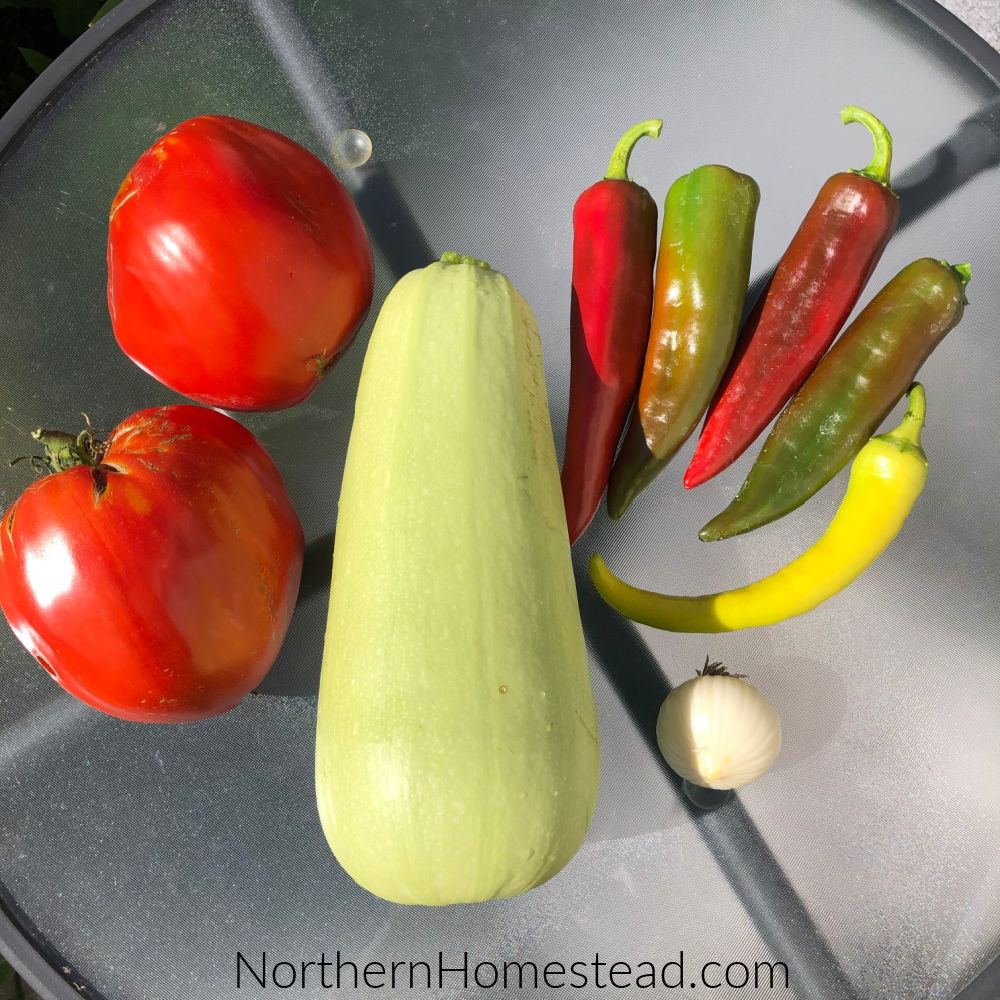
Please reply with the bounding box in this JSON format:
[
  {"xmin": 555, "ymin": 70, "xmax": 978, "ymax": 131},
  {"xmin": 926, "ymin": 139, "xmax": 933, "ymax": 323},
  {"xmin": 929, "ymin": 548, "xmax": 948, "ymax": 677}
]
[
  {"xmin": 700, "ymin": 257, "xmax": 971, "ymax": 542},
  {"xmin": 607, "ymin": 165, "xmax": 760, "ymax": 518}
]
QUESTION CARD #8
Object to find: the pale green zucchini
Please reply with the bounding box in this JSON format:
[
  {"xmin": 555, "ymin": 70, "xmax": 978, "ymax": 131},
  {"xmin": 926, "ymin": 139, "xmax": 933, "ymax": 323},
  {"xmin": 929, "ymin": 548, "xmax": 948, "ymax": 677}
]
[{"xmin": 316, "ymin": 253, "xmax": 600, "ymax": 906}]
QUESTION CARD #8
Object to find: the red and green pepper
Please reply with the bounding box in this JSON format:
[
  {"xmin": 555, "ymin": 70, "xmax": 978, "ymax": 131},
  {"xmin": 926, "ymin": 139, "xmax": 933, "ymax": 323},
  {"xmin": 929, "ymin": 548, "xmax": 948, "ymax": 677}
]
[
  {"xmin": 606, "ymin": 163, "xmax": 760, "ymax": 518},
  {"xmin": 685, "ymin": 106, "xmax": 900, "ymax": 489},
  {"xmin": 700, "ymin": 258, "xmax": 971, "ymax": 542},
  {"xmin": 561, "ymin": 119, "xmax": 661, "ymax": 544}
]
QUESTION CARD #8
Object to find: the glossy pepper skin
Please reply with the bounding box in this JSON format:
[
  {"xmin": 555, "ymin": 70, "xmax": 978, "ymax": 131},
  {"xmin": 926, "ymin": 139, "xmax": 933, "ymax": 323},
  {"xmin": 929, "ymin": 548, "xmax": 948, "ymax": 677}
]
[
  {"xmin": 561, "ymin": 120, "xmax": 661, "ymax": 544},
  {"xmin": 606, "ymin": 165, "xmax": 759, "ymax": 519},
  {"xmin": 701, "ymin": 259, "xmax": 970, "ymax": 541},
  {"xmin": 592, "ymin": 384, "xmax": 928, "ymax": 631},
  {"xmin": 685, "ymin": 107, "xmax": 899, "ymax": 489},
  {"xmin": 107, "ymin": 115, "xmax": 374, "ymax": 411}
]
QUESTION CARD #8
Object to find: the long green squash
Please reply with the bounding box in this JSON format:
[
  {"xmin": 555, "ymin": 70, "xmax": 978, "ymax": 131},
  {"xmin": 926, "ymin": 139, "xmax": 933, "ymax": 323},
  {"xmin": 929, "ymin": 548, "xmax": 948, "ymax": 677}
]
[{"xmin": 316, "ymin": 253, "xmax": 600, "ymax": 906}]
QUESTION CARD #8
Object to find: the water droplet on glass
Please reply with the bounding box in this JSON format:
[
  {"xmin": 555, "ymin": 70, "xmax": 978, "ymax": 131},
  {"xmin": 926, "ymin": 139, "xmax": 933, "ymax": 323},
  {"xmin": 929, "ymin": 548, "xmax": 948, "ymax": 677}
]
[
  {"xmin": 499, "ymin": 685, "xmax": 508, "ymax": 694},
  {"xmin": 545, "ymin": 724, "xmax": 553, "ymax": 733},
  {"xmin": 332, "ymin": 129, "xmax": 372, "ymax": 168}
]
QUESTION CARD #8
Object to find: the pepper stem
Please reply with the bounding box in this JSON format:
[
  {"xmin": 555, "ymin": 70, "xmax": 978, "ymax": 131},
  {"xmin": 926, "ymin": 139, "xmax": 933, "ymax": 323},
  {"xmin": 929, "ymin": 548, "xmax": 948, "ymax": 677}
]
[
  {"xmin": 878, "ymin": 383, "xmax": 926, "ymax": 454},
  {"xmin": 941, "ymin": 260, "xmax": 972, "ymax": 305},
  {"xmin": 604, "ymin": 118, "xmax": 663, "ymax": 182},
  {"xmin": 841, "ymin": 105, "xmax": 895, "ymax": 193},
  {"xmin": 943, "ymin": 261, "xmax": 973, "ymax": 286}
]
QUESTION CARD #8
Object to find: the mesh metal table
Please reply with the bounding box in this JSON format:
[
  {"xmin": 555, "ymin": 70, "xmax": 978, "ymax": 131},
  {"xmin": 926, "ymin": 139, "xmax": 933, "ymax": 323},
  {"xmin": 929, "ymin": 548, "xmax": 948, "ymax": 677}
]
[{"xmin": 1, "ymin": 1, "xmax": 999, "ymax": 997}]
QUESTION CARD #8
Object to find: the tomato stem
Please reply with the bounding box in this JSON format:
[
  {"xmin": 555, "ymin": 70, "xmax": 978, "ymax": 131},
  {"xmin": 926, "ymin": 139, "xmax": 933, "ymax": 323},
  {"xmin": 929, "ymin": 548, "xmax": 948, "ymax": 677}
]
[{"xmin": 28, "ymin": 427, "xmax": 105, "ymax": 474}]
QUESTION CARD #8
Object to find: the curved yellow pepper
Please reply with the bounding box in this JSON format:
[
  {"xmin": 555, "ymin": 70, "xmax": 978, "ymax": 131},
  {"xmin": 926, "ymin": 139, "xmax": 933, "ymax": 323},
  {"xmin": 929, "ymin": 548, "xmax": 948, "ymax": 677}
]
[{"xmin": 591, "ymin": 383, "xmax": 928, "ymax": 632}]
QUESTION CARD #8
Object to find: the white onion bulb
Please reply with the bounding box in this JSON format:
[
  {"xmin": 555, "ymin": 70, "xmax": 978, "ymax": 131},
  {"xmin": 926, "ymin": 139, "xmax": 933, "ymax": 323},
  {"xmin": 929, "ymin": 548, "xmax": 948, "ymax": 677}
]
[{"xmin": 655, "ymin": 664, "xmax": 781, "ymax": 790}]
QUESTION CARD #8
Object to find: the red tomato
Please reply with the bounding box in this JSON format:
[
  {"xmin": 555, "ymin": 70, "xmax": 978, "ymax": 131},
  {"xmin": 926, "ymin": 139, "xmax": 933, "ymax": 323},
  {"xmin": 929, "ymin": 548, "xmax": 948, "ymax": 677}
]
[
  {"xmin": 107, "ymin": 115, "xmax": 374, "ymax": 411},
  {"xmin": 0, "ymin": 406, "xmax": 304, "ymax": 722}
]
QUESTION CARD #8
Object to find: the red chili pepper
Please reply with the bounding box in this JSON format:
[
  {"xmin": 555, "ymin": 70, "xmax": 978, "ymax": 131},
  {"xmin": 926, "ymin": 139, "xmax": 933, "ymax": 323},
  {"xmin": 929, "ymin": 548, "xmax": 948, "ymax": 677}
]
[
  {"xmin": 561, "ymin": 119, "xmax": 661, "ymax": 544},
  {"xmin": 684, "ymin": 106, "xmax": 900, "ymax": 489}
]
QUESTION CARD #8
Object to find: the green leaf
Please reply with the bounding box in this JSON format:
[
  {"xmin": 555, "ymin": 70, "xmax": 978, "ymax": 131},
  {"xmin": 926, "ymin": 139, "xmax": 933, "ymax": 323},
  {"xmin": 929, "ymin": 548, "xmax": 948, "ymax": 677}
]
[
  {"xmin": 49, "ymin": 0, "xmax": 101, "ymax": 38},
  {"xmin": 89, "ymin": 0, "xmax": 124, "ymax": 23},
  {"xmin": 18, "ymin": 47, "xmax": 53, "ymax": 74},
  {"xmin": 0, "ymin": 1, "xmax": 53, "ymax": 10},
  {"xmin": 0, "ymin": 956, "xmax": 15, "ymax": 986}
]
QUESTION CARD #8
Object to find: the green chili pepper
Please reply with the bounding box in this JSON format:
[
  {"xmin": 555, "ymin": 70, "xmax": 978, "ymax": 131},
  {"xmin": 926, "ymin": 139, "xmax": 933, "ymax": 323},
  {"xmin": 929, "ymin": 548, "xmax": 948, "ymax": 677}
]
[
  {"xmin": 607, "ymin": 164, "xmax": 759, "ymax": 518},
  {"xmin": 700, "ymin": 258, "xmax": 970, "ymax": 542}
]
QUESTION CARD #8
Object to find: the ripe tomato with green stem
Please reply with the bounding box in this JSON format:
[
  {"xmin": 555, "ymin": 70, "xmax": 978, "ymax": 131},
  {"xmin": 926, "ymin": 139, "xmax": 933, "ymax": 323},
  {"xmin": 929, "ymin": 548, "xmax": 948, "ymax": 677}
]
[{"xmin": 0, "ymin": 405, "xmax": 304, "ymax": 722}]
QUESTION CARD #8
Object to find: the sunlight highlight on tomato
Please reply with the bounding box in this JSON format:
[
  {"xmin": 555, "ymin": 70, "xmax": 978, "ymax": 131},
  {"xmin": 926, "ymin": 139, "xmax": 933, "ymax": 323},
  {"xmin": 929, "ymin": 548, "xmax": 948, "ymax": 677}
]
[
  {"xmin": 0, "ymin": 406, "xmax": 304, "ymax": 722},
  {"xmin": 107, "ymin": 116, "xmax": 374, "ymax": 411}
]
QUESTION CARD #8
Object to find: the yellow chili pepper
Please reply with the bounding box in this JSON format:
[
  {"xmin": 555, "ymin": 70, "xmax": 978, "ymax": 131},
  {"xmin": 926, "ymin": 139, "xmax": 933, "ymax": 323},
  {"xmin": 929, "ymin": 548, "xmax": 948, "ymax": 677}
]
[{"xmin": 590, "ymin": 383, "xmax": 928, "ymax": 632}]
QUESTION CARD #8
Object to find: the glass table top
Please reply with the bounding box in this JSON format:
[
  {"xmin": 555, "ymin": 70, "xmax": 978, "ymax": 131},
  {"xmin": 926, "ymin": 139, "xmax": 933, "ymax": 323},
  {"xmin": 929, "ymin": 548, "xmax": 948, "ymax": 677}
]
[{"xmin": 0, "ymin": 1, "xmax": 998, "ymax": 997}]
